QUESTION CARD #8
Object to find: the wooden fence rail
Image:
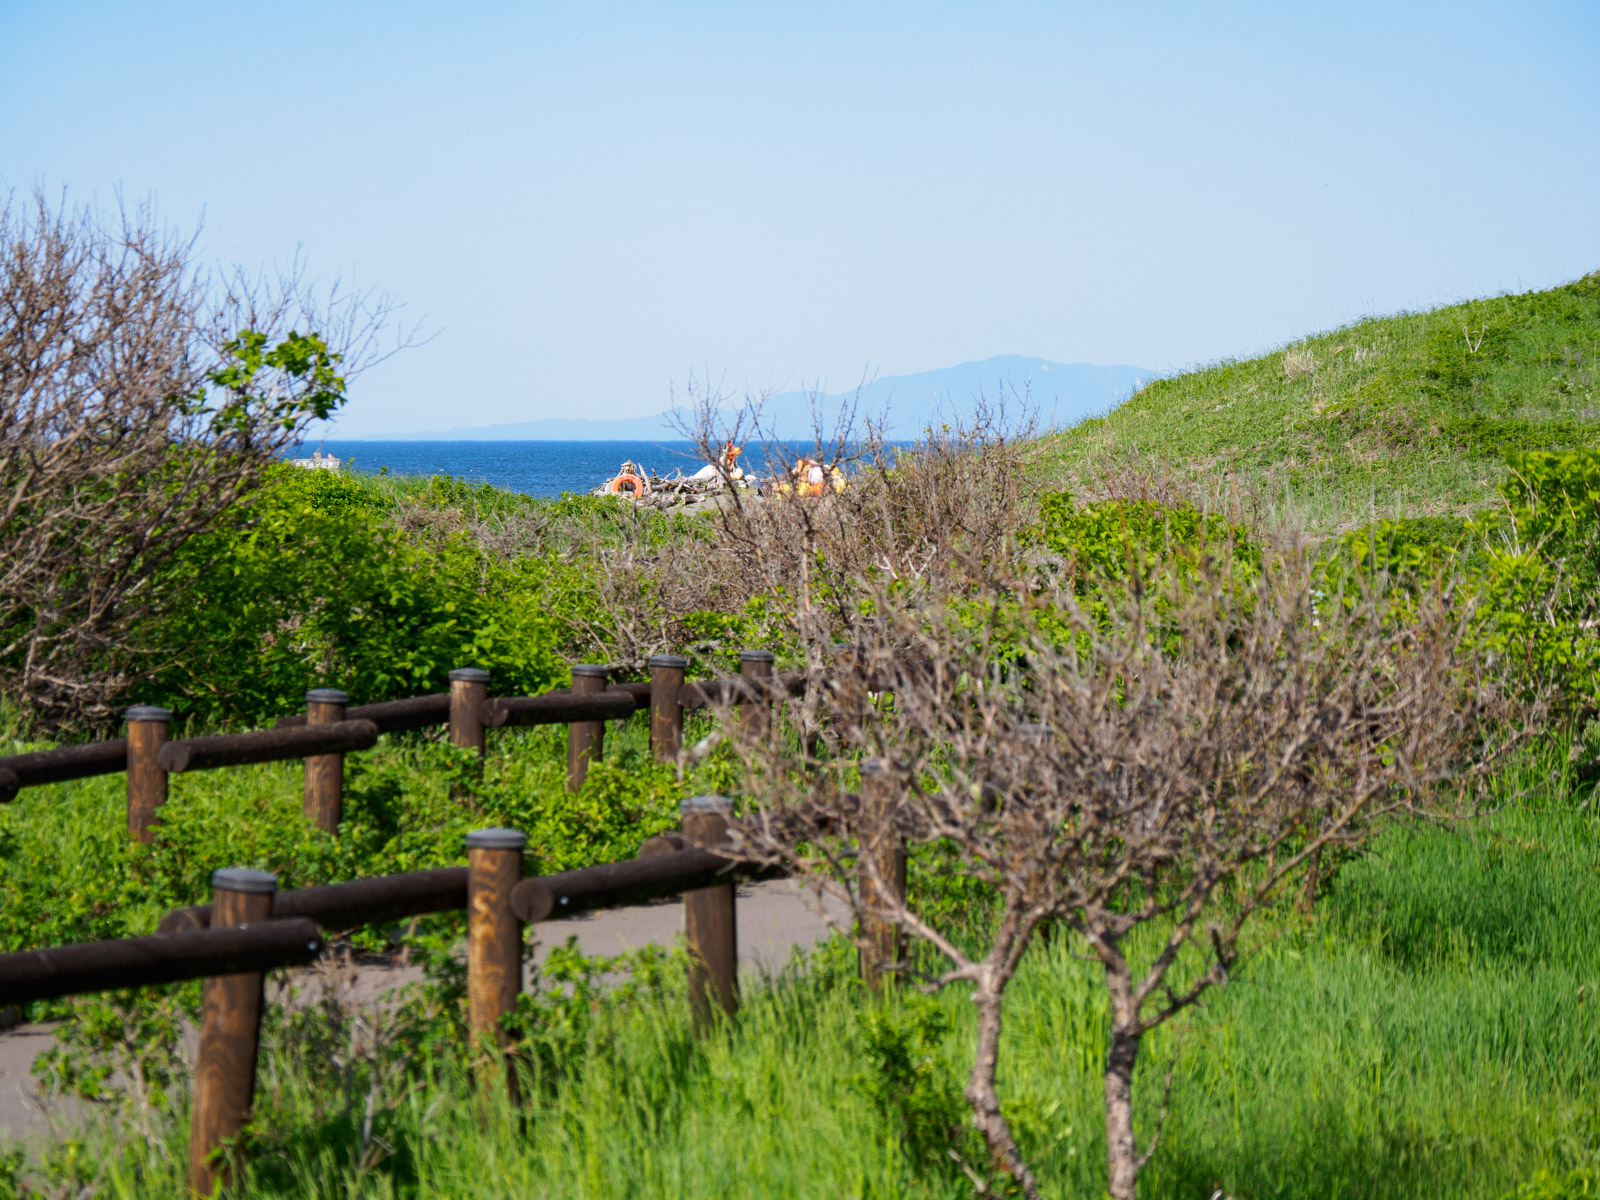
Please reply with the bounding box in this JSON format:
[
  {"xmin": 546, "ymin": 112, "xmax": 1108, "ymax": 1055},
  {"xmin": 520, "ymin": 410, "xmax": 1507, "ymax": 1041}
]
[
  {"xmin": 274, "ymin": 692, "xmax": 452, "ymax": 733},
  {"xmin": 0, "ymin": 918, "xmax": 325, "ymax": 1005},
  {"xmin": 159, "ymin": 719, "xmax": 382, "ymax": 774},
  {"xmin": 0, "ymin": 739, "xmax": 128, "ymax": 789},
  {"xmin": 156, "ymin": 866, "xmax": 471, "ymax": 934},
  {"xmin": 481, "ymin": 690, "xmax": 640, "ymax": 729},
  {"xmin": 509, "ymin": 843, "xmax": 783, "ymax": 923},
  {"xmin": 0, "ymin": 660, "xmax": 816, "ymax": 837}
]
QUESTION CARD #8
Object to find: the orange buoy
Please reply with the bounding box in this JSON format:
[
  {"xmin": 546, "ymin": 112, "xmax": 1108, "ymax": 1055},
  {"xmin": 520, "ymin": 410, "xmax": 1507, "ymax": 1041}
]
[{"xmin": 603, "ymin": 471, "xmax": 648, "ymax": 497}]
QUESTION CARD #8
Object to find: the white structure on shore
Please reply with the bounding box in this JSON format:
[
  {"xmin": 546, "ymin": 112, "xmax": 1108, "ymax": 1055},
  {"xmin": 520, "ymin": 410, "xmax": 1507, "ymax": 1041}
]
[{"xmin": 289, "ymin": 450, "xmax": 341, "ymax": 471}]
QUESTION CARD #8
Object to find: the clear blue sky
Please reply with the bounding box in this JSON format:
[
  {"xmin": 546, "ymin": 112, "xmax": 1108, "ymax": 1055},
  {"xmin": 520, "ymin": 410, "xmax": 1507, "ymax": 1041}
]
[{"xmin": 3, "ymin": 1, "xmax": 1597, "ymax": 436}]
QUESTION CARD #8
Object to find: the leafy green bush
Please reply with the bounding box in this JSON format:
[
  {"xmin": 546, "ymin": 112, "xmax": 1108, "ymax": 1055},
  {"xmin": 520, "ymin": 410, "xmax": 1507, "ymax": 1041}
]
[
  {"xmin": 1034, "ymin": 492, "xmax": 1258, "ymax": 587},
  {"xmin": 848, "ymin": 992, "xmax": 979, "ymax": 1176},
  {"xmin": 142, "ymin": 466, "xmax": 591, "ymax": 725},
  {"xmin": 1319, "ymin": 449, "xmax": 1600, "ymax": 711},
  {"xmin": 1480, "ymin": 451, "xmax": 1600, "ymax": 704},
  {"xmin": 1021, "ymin": 492, "xmax": 1260, "ymax": 664},
  {"xmin": 1499, "ymin": 450, "xmax": 1600, "ymax": 580},
  {"xmin": 1330, "ymin": 516, "xmax": 1474, "ymax": 581}
]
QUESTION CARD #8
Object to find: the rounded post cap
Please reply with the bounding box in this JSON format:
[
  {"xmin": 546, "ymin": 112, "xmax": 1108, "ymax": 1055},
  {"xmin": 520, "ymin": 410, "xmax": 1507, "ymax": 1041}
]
[
  {"xmin": 570, "ymin": 664, "xmax": 609, "ymax": 679},
  {"xmin": 306, "ymin": 688, "xmax": 349, "ymax": 705},
  {"xmin": 449, "ymin": 668, "xmax": 490, "ymax": 683},
  {"xmin": 739, "ymin": 649, "xmax": 776, "ymax": 664},
  {"xmin": 212, "ymin": 867, "xmax": 277, "ymax": 894},
  {"xmin": 680, "ymin": 793, "xmax": 733, "ymax": 815},
  {"xmin": 466, "ymin": 827, "xmax": 527, "ymax": 850},
  {"xmin": 647, "ymin": 654, "xmax": 689, "ymax": 670},
  {"xmin": 124, "ymin": 705, "xmax": 172, "ymax": 722}
]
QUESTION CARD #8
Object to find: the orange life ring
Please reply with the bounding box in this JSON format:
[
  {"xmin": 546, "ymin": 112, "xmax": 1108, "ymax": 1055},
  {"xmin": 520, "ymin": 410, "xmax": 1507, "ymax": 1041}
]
[{"xmin": 604, "ymin": 472, "xmax": 648, "ymax": 497}]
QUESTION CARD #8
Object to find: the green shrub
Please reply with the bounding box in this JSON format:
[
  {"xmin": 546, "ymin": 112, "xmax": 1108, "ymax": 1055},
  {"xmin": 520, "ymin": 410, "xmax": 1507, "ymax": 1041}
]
[
  {"xmin": 1023, "ymin": 493, "xmax": 1259, "ymax": 661},
  {"xmin": 1034, "ymin": 492, "xmax": 1258, "ymax": 586},
  {"xmin": 1331, "ymin": 516, "xmax": 1474, "ymax": 578},
  {"xmin": 1499, "ymin": 449, "xmax": 1600, "ymax": 583},
  {"xmin": 848, "ymin": 992, "xmax": 979, "ymax": 1177},
  {"xmin": 1319, "ymin": 450, "xmax": 1600, "ymax": 709},
  {"xmin": 141, "ymin": 466, "xmax": 590, "ymax": 725},
  {"xmin": 1472, "ymin": 450, "xmax": 1600, "ymax": 705}
]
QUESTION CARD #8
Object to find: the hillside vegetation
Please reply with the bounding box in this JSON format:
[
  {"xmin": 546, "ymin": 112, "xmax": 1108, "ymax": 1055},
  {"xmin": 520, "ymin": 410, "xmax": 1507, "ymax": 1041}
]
[{"xmin": 1044, "ymin": 272, "xmax": 1600, "ymax": 532}]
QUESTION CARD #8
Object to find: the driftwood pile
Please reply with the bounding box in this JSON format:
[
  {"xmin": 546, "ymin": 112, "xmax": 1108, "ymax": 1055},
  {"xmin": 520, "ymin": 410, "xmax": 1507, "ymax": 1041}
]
[{"xmin": 593, "ymin": 460, "xmax": 749, "ymax": 511}]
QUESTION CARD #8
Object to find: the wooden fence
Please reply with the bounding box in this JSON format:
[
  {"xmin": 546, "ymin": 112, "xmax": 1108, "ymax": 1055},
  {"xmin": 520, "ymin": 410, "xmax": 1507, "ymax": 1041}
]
[{"xmin": 0, "ymin": 650, "xmax": 904, "ymax": 1196}]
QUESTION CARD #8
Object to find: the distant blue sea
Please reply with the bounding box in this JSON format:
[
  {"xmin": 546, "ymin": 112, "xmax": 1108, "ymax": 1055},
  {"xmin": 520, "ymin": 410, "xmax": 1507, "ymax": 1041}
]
[{"xmin": 288, "ymin": 440, "xmax": 830, "ymax": 499}]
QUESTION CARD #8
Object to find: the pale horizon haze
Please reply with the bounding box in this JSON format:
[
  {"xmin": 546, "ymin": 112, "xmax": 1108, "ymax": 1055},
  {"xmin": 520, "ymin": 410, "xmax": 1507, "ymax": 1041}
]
[{"xmin": 3, "ymin": 1, "xmax": 1597, "ymax": 437}]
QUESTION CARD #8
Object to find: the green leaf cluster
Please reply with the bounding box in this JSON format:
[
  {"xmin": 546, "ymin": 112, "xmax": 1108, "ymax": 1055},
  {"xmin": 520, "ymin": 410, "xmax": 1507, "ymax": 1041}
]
[
  {"xmin": 1024, "ymin": 492, "xmax": 1260, "ymax": 604},
  {"xmin": 1034, "ymin": 492, "xmax": 1258, "ymax": 587},
  {"xmin": 202, "ymin": 329, "xmax": 347, "ymax": 431},
  {"xmin": 1474, "ymin": 449, "xmax": 1600, "ymax": 703}
]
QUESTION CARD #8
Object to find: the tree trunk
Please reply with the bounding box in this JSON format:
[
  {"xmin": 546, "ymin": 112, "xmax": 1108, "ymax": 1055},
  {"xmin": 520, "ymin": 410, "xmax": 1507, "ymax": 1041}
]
[
  {"xmin": 1104, "ymin": 1026, "xmax": 1142, "ymax": 1200},
  {"xmin": 1300, "ymin": 844, "xmax": 1323, "ymax": 915},
  {"xmin": 966, "ymin": 983, "xmax": 1043, "ymax": 1200}
]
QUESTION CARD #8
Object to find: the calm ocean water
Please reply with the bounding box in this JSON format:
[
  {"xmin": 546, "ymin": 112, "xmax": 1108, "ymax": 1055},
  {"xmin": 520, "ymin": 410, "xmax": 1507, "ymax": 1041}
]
[{"xmin": 290, "ymin": 440, "xmax": 816, "ymax": 498}]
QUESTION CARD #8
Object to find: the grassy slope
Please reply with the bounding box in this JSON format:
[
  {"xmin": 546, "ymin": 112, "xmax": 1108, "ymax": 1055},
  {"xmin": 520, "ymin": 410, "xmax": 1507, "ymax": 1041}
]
[{"xmin": 1042, "ymin": 272, "xmax": 1600, "ymax": 532}]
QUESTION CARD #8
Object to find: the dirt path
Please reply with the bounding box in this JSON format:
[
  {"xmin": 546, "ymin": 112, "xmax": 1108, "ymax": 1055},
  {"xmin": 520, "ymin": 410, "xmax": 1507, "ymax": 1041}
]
[{"xmin": 0, "ymin": 879, "xmax": 844, "ymax": 1144}]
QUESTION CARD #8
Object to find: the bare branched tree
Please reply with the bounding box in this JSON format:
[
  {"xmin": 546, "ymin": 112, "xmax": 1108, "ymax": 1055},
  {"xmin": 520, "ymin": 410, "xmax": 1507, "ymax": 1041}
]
[
  {"xmin": 0, "ymin": 189, "xmax": 411, "ymax": 726},
  {"xmin": 681, "ymin": 405, "xmax": 1532, "ymax": 1198},
  {"xmin": 671, "ymin": 378, "xmax": 1036, "ymax": 740}
]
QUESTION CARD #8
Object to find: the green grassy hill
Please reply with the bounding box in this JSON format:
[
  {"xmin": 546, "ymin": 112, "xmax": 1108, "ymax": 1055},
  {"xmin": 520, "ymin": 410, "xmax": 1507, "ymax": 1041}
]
[{"xmin": 1044, "ymin": 272, "xmax": 1600, "ymax": 532}]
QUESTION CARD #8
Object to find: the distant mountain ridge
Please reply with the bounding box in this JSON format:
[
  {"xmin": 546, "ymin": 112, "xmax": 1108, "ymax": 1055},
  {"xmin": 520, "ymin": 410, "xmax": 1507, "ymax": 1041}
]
[{"xmin": 349, "ymin": 356, "xmax": 1157, "ymax": 441}]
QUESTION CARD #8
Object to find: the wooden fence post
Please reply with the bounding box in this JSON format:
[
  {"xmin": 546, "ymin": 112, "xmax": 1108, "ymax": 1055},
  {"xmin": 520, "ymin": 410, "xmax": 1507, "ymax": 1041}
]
[
  {"xmin": 467, "ymin": 827, "xmax": 525, "ymax": 1100},
  {"xmin": 648, "ymin": 654, "xmax": 687, "ymax": 764},
  {"xmin": 188, "ymin": 867, "xmax": 276, "ymax": 1196},
  {"xmin": 449, "ymin": 668, "xmax": 490, "ymax": 755},
  {"xmin": 738, "ymin": 650, "xmax": 774, "ymax": 742},
  {"xmin": 125, "ymin": 706, "xmax": 172, "ymax": 843},
  {"xmin": 303, "ymin": 689, "xmax": 348, "ymax": 833},
  {"xmin": 567, "ymin": 665, "xmax": 608, "ymax": 791},
  {"xmin": 858, "ymin": 759, "xmax": 907, "ymax": 991},
  {"xmin": 681, "ymin": 794, "xmax": 738, "ymax": 1028}
]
